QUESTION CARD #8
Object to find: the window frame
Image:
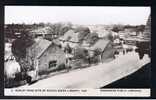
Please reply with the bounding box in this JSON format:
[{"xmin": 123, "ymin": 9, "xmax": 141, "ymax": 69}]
[{"xmin": 49, "ymin": 60, "xmax": 57, "ymax": 68}]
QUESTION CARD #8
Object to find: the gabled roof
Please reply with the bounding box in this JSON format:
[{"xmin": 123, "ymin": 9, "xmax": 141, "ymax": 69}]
[
  {"xmin": 28, "ymin": 39, "xmax": 52, "ymax": 58},
  {"xmin": 59, "ymin": 30, "xmax": 79, "ymax": 43},
  {"xmin": 90, "ymin": 39, "xmax": 111, "ymax": 51}
]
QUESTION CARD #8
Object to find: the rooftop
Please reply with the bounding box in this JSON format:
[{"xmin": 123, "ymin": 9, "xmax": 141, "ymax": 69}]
[{"xmin": 90, "ymin": 38, "xmax": 111, "ymax": 51}]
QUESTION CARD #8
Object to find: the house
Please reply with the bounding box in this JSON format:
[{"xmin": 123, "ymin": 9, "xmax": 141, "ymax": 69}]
[
  {"xmin": 90, "ymin": 38, "xmax": 115, "ymax": 63},
  {"xmin": 118, "ymin": 31, "xmax": 129, "ymax": 39},
  {"xmin": 59, "ymin": 30, "xmax": 80, "ymax": 48},
  {"xmin": 30, "ymin": 27, "xmax": 56, "ymax": 39},
  {"xmin": 26, "ymin": 39, "xmax": 66, "ymax": 75}
]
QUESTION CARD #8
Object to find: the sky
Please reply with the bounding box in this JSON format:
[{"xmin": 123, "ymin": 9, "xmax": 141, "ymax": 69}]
[{"xmin": 5, "ymin": 6, "xmax": 150, "ymax": 25}]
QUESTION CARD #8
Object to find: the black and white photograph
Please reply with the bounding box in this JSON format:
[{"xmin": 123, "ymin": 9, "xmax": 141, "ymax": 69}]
[{"xmin": 4, "ymin": 6, "xmax": 151, "ymax": 97}]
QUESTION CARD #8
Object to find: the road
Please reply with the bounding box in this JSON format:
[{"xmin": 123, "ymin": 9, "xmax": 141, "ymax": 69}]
[{"xmin": 14, "ymin": 51, "xmax": 150, "ymax": 89}]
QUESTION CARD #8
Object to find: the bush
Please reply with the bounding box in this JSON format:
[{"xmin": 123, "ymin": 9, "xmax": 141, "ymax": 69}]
[
  {"xmin": 74, "ymin": 27, "xmax": 90, "ymax": 42},
  {"xmin": 26, "ymin": 76, "xmax": 32, "ymax": 84}
]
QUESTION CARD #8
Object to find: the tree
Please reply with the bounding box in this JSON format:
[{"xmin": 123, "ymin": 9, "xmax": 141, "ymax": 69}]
[
  {"xmin": 112, "ymin": 25, "xmax": 124, "ymax": 33},
  {"xmin": 12, "ymin": 31, "xmax": 35, "ymax": 59},
  {"xmin": 48, "ymin": 22, "xmax": 72, "ymax": 37},
  {"xmin": 86, "ymin": 32, "xmax": 99, "ymax": 45},
  {"xmin": 136, "ymin": 25, "xmax": 145, "ymax": 34},
  {"xmin": 75, "ymin": 27, "xmax": 91, "ymax": 42},
  {"xmin": 38, "ymin": 22, "xmax": 45, "ymax": 27},
  {"xmin": 107, "ymin": 32, "xmax": 114, "ymax": 42},
  {"xmin": 61, "ymin": 22, "xmax": 73, "ymax": 34}
]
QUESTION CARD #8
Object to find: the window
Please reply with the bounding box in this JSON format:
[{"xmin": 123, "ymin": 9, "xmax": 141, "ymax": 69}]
[{"xmin": 49, "ymin": 60, "xmax": 57, "ymax": 68}]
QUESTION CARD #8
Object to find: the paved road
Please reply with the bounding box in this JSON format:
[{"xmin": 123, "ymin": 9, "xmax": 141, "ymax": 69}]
[{"xmin": 15, "ymin": 51, "xmax": 150, "ymax": 89}]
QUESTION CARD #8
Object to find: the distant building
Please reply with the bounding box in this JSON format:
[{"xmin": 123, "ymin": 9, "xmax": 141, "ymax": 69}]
[
  {"xmin": 30, "ymin": 27, "xmax": 57, "ymax": 40},
  {"xmin": 26, "ymin": 39, "xmax": 66, "ymax": 75},
  {"xmin": 59, "ymin": 30, "xmax": 80, "ymax": 48}
]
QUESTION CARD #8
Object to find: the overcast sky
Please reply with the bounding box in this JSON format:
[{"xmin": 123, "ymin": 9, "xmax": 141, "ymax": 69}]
[{"xmin": 5, "ymin": 6, "xmax": 150, "ymax": 25}]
